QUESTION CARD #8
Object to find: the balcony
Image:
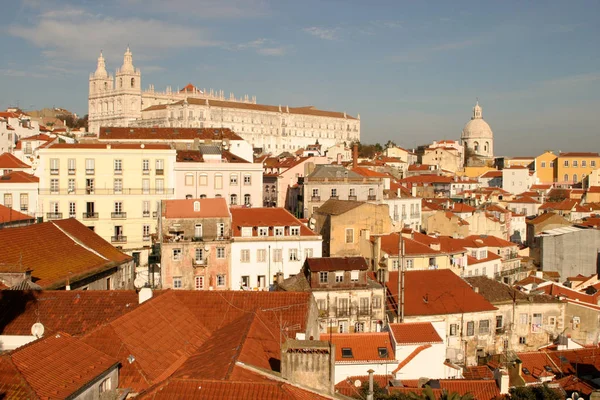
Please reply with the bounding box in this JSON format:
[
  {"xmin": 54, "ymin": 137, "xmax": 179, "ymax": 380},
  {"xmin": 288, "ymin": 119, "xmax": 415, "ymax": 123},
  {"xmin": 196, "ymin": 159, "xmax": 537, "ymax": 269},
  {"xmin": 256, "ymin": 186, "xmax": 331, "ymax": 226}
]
[
  {"xmin": 410, "ymin": 213, "xmax": 421, "ymax": 219},
  {"xmin": 330, "ymin": 195, "xmax": 339, "ymax": 200},
  {"xmin": 142, "ymin": 169, "xmax": 150, "ymax": 175},
  {"xmin": 111, "ymin": 235, "xmax": 127, "ymax": 243},
  {"xmin": 191, "ymin": 236, "xmax": 204, "ymax": 242},
  {"xmin": 114, "ymin": 169, "xmax": 123, "ymax": 175},
  {"xmin": 68, "ymin": 169, "xmax": 76, "ymax": 175},
  {"xmin": 367, "ymin": 195, "xmax": 376, "ymax": 201},
  {"xmin": 311, "ymin": 196, "xmax": 321, "ymax": 202},
  {"xmin": 50, "ymin": 169, "xmax": 59, "ymax": 175},
  {"xmin": 86, "ymin": 169, "xmax": 95, "ymax": 175},
  {"xmin": 82, "ymin": 212, "xmax": 99, "ymax": 220},
  {"xmin": 193, "ymin": 259, "xmax": 207, "ymax": 267},
  {"xmin": 143, "ymin": 211, "xmax": 150, "ymax": 217},
  {"xmin": 86, "ymin": 187, "xmax": 94, "ymax": 195},
  {"xmin": 143, "ymin": 235, "xmax": 151, "ymax": 242},
  {"xmin": 348, "ymin": 195, "xmax": 357, "ymax": 201},
  {"xmin": 46, "ymin": 212, "xmax": 63, "ymax": 220},
  {"xmin": 358, "ymin": 307, "xmax": 371, "ymax": 316},
  {"xmin": 156, "ymin": 169, "xmax": 164, "ymax": 176},
  {"xmin": 111, "ymin": 212, "xmax": 127, "ymax": 219},
  {"xmin": 336, "ymin": 308, "xmax": 350, "ymax": 317}
]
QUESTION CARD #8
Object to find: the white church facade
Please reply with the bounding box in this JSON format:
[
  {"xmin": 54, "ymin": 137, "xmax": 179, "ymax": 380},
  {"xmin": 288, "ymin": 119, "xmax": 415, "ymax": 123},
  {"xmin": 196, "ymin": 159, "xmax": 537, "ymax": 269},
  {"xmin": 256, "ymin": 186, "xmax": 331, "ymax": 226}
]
[{"xmin": 88, "ymin": 48, "xmax": 360, "ymax": 152}]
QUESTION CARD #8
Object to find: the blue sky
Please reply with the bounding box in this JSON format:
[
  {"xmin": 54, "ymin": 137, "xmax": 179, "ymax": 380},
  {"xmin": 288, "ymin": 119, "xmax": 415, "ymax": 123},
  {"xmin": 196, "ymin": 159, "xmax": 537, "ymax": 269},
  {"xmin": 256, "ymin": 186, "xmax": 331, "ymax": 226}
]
[{"xmin": 1, "ymin": 0, "xmax": 599, "ymax": 156}]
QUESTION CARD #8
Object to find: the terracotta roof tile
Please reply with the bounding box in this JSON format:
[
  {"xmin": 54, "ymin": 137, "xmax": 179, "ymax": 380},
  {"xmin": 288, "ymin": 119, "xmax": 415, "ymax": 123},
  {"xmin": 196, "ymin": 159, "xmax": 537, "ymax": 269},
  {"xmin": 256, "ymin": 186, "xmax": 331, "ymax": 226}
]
[
  {"xmin": 384, "ymin": 270, "xmax": 497, "ymax": 317},
  {"xmin": 47, "ymin": 143, "xmax": 171, "ymax": 150},
  {"xmin": 559, "ymin": 152, "xmax": 600, "ymax": 157},
  {"xmin": 351, "ymin": 166, "xmax": 388, "ymax": 178},
  {"xmin": 306, "ymin": 256, "xmax": 368, "ymax": 272},
  {"xmin": 389, "ymin": 379, "xmax": 501, "ymax": 399},
  {"xmin": 230, "ymin": 208, "xmax": 316, "ymax": 237},
  {"xmin": 320, "ymin": 333, "xmax": 395, "ymax": 362},
  {"xmin": 335, "ymin": 375, "xmax": 392, "ymax": 397},
  {"xmin": 389, "ymin": 322, "xmax": 443, "ymax": 345},
  {"xmin": 11, "ymin": 332, "xmax": 118, "ymax": 399},
  {"xmin": 163, "ymin": 198, "xmax": 230, "ymax": 219},
  {"xmin": 0, "ymin": 171, "xmax": 39, "ymax": 184},
  {"xmin": 0, "ymin": 204, "xmax": 34, "ymax": 223},
  {"xmin": 0, "ymin": 219, "xmax": 131, "ymax": 289},
  {"xmin": 0, "ymin": 355, "xmax": 39, "ymax": 399},
  {"xmin": 0, "ymin": 153, "xmax": 31, "ymax": 169},
  {"xmin": 462, "ymin": 365, "xmax": 494, "ymax": 380},
  {"xmin": 99, "ymin": 127, "xmax": 244, "ymax": 141}
]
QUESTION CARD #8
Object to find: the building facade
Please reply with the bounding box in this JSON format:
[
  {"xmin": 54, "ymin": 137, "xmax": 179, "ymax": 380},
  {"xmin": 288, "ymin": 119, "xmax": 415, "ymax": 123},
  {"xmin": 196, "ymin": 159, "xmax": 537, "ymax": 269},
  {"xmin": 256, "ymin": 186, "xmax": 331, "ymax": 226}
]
[
  {"xmin": 461, "ymin": 101, "xmax": 494, "ymax": 166},
  {"xmin": 88, "ymin": 49, "xmax": 360, "ymax": 151}
]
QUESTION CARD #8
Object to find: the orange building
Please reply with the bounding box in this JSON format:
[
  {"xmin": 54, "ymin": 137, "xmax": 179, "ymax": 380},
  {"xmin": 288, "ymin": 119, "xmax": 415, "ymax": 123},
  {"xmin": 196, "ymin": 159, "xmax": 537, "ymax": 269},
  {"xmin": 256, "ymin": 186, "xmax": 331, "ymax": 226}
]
[
  {"xmin": 555, "ymin": 152, "xmax": 600, "ymax": 185},
  {"xmin": 534, "ymin": 151, "xmax": 557, "ymax": 184}
]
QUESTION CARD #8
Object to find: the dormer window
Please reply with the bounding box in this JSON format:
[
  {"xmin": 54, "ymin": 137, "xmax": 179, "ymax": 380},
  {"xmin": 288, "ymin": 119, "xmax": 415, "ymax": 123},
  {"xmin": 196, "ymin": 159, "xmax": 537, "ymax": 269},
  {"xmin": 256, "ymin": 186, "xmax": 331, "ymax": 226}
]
[
  {"xmin": 258, "ymin": 227, "xmax": 269, "ymax": 236},
  {"xmin": 274, "ymin": 226, "xmax": 284, "ymax": 236},
  {"xmin": 241, "ymin": 227, "xmax": 253, "ymax": 237},
  {"xmin": 350, "ymin": 270, "xmax": 359, "ymax": 282},
  {"xmin": 335, "ymin": 271, "xmax": 343, "ymax": 283},
  {"xmin": 290, "ymin": 226, "xmax": 300, "ymax": 236},
  {"xmin": 479, "ymin": 250, "xmax": 487, "ymax": 259},
  {"xmin": 341, "ymin": 348, "xmax": 353, "ymax": 358}
]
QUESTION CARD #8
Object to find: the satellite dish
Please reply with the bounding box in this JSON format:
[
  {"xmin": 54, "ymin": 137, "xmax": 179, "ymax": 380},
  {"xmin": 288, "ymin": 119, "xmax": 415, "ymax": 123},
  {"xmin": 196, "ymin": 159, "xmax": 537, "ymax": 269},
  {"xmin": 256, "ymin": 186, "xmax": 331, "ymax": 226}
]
[
  {"xmin": 134, "ymin": 277, "xmax": 146, "ymax": 289},
  {"xmin": 354, "ymin": 380, "xmax": 362, "ymax": 388},
  {"xmin": 457, "ymin": 353, "xmax": 464, "ymax": 361},
  {"xmin": 31, "ymin": 322, "xmax": 45, "ymax": 338},
  {"xmin": 204, "ymin": 245, "xmax": 210, "ymax": 251}
]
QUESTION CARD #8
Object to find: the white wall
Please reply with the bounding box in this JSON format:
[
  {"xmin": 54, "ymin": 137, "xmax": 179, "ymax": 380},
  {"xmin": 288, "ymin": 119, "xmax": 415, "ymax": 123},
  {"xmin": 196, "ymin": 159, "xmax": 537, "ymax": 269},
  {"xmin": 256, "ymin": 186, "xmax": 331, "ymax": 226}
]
[{"xmin": 334, "ymin": 362, "xmax": 398, "ymax": 384}]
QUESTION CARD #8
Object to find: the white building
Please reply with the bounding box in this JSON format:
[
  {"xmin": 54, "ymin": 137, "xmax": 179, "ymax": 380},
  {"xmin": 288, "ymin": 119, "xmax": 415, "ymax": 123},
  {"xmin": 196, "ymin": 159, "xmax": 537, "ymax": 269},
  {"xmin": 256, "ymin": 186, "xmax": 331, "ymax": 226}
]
[
  {"xmin": 88, "ymin": 49, "xmax": 360, "ymax": 151},
  {"xmin": 37, "ymin": 143, "xmax": 177, "ymax": 260},
  {"xmin": 229, "ymin": 207, "xmax": 322, "ymax": 289},
  {"xmin": 174, "ymin": 147, "xmax": 263, "ymax": 206},
  {"xmin": 461, "ymin": 101, "xmax": 494, "ymax": 165},
  {"xmin": 502, "ymin": 166, "xmax": 537, "ymax": 194},
  {"xmin": 0, "ymin": 171, "xmax": 39, "ymax": 218}
]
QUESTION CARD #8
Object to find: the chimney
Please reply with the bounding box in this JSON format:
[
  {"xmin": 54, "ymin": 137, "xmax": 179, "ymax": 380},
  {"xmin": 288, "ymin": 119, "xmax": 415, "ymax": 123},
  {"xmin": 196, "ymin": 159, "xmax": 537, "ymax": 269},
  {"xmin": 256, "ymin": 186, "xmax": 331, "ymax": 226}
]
[
  {"xmin": 139, "ymin": 287, "xmax": 153, "ymax": 304},
  {"xmin": 495, "ymin": 368, "xmax": 509, "ymax": 395},
  {"xmin": 281, "ymin": 339, "xmax": 335, "ymax": 394},
  {"xmin": 275, "ymin": 272, "xmax": 284, "ymax": 285},
  {"xmin": 367, "ymin": 369, "xmax": 375, "ymax": 400},
  {"xmin": 337, "ymin": 153, "xmax": 342, "ymax": 164},
  {"xmin": 353, "ymin": 144, "xmax": 358, "ymax": 169},
  {"xmin": 474, "ymin": 287, "xmax": 479, "ymax": 293}
]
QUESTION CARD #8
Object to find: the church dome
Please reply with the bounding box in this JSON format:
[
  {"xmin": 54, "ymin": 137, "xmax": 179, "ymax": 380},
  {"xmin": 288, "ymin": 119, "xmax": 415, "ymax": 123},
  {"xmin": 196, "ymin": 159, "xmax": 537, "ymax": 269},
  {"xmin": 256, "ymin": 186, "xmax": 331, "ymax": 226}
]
[{"xmin": 461, "ymin": 101, "xmax": 493, "ymax": 139}]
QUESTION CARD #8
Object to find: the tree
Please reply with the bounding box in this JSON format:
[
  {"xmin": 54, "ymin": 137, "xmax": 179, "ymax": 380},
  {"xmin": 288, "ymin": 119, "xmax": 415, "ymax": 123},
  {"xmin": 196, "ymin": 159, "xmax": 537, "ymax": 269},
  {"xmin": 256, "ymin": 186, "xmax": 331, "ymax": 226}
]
[
  {"xmin": 385, "ymin": 140, "xmax": 397, "ymax": 150},
  {"xmin": 509, "ymin": 384, "xmax": 563, "ymax": 400}
]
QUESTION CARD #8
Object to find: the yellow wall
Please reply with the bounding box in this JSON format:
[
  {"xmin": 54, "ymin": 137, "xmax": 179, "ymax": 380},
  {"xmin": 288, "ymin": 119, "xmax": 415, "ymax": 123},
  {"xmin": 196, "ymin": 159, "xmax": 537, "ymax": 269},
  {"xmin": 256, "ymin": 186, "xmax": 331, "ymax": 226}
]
[
  {"xmin": 458, "ymin": 166, "xmax": 496, "ymax": 178},
  {"xmin": 534, "ymin": 151, "xmax": 557, "ymax": 184},
  {"xmin": 556, "ymin": 155, "xmax": 600, "ymax": 184}
]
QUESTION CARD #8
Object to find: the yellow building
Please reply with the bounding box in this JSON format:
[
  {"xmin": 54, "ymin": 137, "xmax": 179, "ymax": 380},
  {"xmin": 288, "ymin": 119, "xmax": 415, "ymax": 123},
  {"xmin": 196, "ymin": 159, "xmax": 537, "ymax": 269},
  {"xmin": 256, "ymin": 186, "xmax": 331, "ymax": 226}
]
[
  {"xmin": 555, "ymin": 152, "xmax": 600, "ymax": 185},
  {"xmin": 37, "ymin": 143, "xmax": 177, "ymax": 260},
  {"xmin": 534, "ymin": 151, "xmax": 557, "ymax": 184}
]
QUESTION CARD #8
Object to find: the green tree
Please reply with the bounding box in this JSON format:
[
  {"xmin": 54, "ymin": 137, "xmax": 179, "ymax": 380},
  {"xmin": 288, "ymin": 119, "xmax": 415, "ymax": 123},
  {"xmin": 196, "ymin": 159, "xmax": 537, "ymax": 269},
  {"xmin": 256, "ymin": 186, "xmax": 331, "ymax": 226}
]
[{"xmin": 509, "ymin": 384, "xmax": 562, "ymax": 400}]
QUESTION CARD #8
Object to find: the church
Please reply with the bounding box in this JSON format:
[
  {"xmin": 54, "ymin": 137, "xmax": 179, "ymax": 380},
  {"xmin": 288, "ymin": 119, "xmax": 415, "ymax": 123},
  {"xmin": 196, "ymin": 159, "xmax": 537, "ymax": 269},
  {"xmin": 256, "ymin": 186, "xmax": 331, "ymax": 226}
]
[
  {"xmin": 461, "ymin": 101, "xmax": 494, "ymax": 166},
  {"xmin": 88, "ymin": 48, "xmax": 360, "ymax": 152}
]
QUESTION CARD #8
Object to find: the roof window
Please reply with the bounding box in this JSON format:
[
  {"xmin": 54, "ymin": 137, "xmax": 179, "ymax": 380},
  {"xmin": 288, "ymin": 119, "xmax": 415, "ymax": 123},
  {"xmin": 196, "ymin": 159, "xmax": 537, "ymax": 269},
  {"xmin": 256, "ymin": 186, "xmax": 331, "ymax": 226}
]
[
  {"xmin": 341, "ymin": 348, "xmax": 353, "ymax": 358},
  {"xmin": 378, "ymin": 347, "xmax": 388, "ymax": 358}
]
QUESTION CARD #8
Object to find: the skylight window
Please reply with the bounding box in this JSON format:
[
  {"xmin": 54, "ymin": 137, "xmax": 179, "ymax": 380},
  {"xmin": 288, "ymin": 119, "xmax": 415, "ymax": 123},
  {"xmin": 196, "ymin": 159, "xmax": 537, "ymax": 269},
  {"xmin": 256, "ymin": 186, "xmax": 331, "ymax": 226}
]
[
  {"xmin": 341, "ymin": 348, "xmax": 353, "ymax": 358},
  {"xmin": 378, "ymin": 347, "xmax": 388, "ymax": 358}
]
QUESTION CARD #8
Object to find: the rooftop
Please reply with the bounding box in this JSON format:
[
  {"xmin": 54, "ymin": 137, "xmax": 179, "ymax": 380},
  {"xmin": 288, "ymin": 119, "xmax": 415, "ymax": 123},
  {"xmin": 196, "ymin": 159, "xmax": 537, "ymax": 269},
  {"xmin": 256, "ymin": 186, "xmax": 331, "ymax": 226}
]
[
  {"xmin": 163, "ymin": 198, "xmax": 230, "ymax": 219},
  {"xmin": 388, "ymin": 322, "xmax": 443, "ymax": 345},
  {"xmin": 305, "ymin": 256, "xmax": 368, "ymax": 272},
  {"xmin": 230, "ymin": 208, "xmax": 316, "ymax": 237},
  {"xmin": 0, "ymin": 153, "xmax": 31, "ymax": 169},
  {"xmin": 321, "ymin": 333, "xmax": 395, "ymax": 362},
  {"xmin": 99, "ymin": 126, "xmax": 244, "ymax": 141}
]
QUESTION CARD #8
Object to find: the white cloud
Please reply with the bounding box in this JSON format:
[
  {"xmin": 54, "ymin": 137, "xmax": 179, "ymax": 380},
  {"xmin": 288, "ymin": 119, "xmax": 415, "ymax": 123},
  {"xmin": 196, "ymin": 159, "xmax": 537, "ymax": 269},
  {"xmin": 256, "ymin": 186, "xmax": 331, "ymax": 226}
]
[
  {"xmin": 390, "ymin": 38, "xmax": 483, "ymax": 63},
  {"xmin": 303, "ymin": 27, "xmax": 338, "ymax": 41},
  {"xmin": 0, "ymin": 68, "xmax": 48, "ymax": 79},
  {"xmin": 257, "ymin": 47, "xmax": 286, "ymax": 56},
  {"xmin": 122, "ymin": 0, "xmax": 269, "ymax": 19},
  {"xmin": 231, "ymin": 38, "xmax": 286, "ymax": 56},
  {"xmin": 7, "ymin": 7, "xmax": 220, "ymax": 63}
]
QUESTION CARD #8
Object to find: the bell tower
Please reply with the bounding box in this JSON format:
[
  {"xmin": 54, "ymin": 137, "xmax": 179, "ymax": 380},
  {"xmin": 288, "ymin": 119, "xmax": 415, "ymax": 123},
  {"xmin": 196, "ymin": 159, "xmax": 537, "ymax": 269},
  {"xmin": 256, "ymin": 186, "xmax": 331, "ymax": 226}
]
[
  {"xmin": 114, "ymin": 47, "xmax": 142, "ymax": 125},
  {"xmin": 88, "ymin": 51, "xmax": 114, "ymax": 134}
]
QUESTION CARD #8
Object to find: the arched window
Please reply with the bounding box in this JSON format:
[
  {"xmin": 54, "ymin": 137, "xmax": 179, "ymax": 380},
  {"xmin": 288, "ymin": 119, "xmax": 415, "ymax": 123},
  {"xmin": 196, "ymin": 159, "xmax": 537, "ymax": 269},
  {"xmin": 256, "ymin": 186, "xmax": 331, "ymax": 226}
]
[
  {"xmin": 200, "ymin": 194, "xmax": 207, "ymax": 199},
  {"xmin": 193, "ymin": 201, "xmax": 200, "ymax": 211},
  {"xmin": 104, "ymin": 82, "xmax": 108, "ymax": 90},
  {"xmin": 244, "ymin": 194, "xmax": 251, "ymax": 206},
  {"xmin": 186, "ymin": 194, "xmax": 192, "ymax": 199},
  {"xmin": 230, "ymin": 194, "xmax": 237, "ymax": 205},
  {"xmin": 573, "ymin": 174, "xmax": 578, "ymax": 183},
  {"xmin": 564, "ymin": 174, "xmax": 569, "ymax": 182},
  {"xmin": 131, "ymin": 77, "xmax": 135, "ymax": 88},
  {"xmin": 119, "ymin": 78, "xmax": 123, "ymax": 88},
  {"xmin": 474, "ymin": 141, "xmax": 479, "ymax": 152}
]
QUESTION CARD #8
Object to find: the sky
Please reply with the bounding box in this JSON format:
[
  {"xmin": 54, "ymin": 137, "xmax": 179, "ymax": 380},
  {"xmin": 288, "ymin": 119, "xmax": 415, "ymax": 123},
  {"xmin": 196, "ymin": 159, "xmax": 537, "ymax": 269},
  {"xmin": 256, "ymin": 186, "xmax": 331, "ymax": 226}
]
[{"xmin": 0, "ymin": 0, "xmax": 599, "ymax": 156}]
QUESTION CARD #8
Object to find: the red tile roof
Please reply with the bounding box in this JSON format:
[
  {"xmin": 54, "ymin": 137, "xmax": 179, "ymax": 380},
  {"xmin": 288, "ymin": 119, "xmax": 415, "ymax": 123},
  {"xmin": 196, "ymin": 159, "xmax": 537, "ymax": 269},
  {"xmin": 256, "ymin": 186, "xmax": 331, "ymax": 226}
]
[
  {"xmin": 451, "ymin": 203, "xmax": 476, "ymax": 213},
  {"xmin": 389, "ymin": 379, "xmax": 501, "ymax": 399},
  {"xmin": 0, "ymin": 290, "xmax": 143, "ymax": 336},
  {"xmin": 462, "ymin": 365, "xmax": 494, "ymax": 380},
  {"xmin": 351, "ymin": 166, "xmax": 388, "ymax": 178},
  {"xmin": 305, "ymin": 256, "xmax": 368, "ymax": 272},
  {"xmin": 0, "ymin": 153, "xmax": 31, "ymax": 169},
  {"xmin": 0, "ymin": 204, "xmax": 34, "ymax": 223},
  {"xmin": 399, "ymin": 174, "xmax": 454, "ymax": 184},
  {"xmin": 559, "ymin": 152, "xmax": 600, "ymax": 157},
  {"xmin": 335, "ymin": 375, "xmax": 392, "ymax": 397},
  {"xmin": 230, "ymin": 208, "xmax": 316, "ymax": 237},
  {"xmin": 320, "ymin": 333, "xmax": 395, "ymax": 362},
  {"xmin": 539, "ymin": 199, "xmax": 579, "ymax": 211},
  {"xmin": 11, "ymin": 332, "xmax": 118, "ymax": 399},
  {"xmin": 508, "ymin": 195, "xmax": 540, "ymax": 204},
  {"xmin": 99, "ymin": 127, "xmax": 244, "ymax": 141},
  {"xmin": 464, "ymin": 235, "xmax": 518, "ymax": 248},
  {"xmin": 526, "ymin": 212, "xmax": 569, "ymax": 226},
  {"xmin": 480, "ymin": 171, "xmax": 503, "ymax": 178},
  {"xmin": 0, "ymin": 355, "xmax": 38, "ymax": 399},
  {"xmin": 466, "ymin": 252, "xmax": 502, "ymax": 265},
  {"xmin": 163, "ymin": 198, "xmax": 230, "ymax": 219},
  {"xmin": 0, "ymin": 171, "xmax": 39, "ymax": 184},
  {"xmin": 588, "ymin": 186, "xmax": 600, "ymax": 193},
  {"xmin": 19, "ymin": 133, "xmax": 53, "ymax": 142},
  {"xmin": 385, "ymin": 270, "xmax": 497, "ymax": 317},
  {"xmin": 389, "ymin": 322, "xmax": 443, "ymax": 345},
  {"xmin": 531, "ymin": 184, "xmax": 552, "ymax": 190},
  {"xmin": 47, "ymin": 143, "xmax": 172, "ymax": 150},
  {"xmin": 0, "ymin": 219, "xmax": 131, "ymax": 289}
]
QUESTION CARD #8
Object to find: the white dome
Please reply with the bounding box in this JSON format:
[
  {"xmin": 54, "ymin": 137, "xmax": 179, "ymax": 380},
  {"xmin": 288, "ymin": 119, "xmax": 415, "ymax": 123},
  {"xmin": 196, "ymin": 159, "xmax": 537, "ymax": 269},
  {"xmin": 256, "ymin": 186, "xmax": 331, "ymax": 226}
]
[{"xmin": 462, "ymin": 118, "xmax": 493, "ymax": 139}]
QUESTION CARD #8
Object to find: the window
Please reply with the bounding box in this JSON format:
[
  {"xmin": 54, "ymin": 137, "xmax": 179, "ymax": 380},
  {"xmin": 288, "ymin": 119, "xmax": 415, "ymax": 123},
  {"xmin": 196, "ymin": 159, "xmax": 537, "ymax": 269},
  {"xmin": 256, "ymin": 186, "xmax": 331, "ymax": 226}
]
[
  {"xmin": 406, "ymin": 259, "xmax": 414, "ymax": 269},
  {"xmin": 573, "ymin": 174, "xmax": 578, "ymax": 183},
  {"xmin": 449, "ymin": 324, "xmax": 458, "ymax": 336},
  {"xmin": 274, "ymin": 227, "xmax": 284, "ymax": 236},
  {"xmin": 214, "ymin": 174, "xmax": 223, "ymax": 189},
  {"xmin": 155, "ymin": 179, "xmax": 164, "ymax": 194},
  {"xmin": 258, "ymin": 227, "xmax": 269, "ymax": 236},
  {"xmin": 564, "ymin": 174, "xmax": 569, "ymax": 182},
  {"xmin": 99, "ymin": 378, "xmax": 111, "ymax": 393},
  {"xmin": 592, "ymin": 160, "xmax": 597, "ymax": 168},
  {"xmin": 217, "ymin": 223, "xmax": 225, "ymax": 238},
  {"xmin": 230, "ymin": 194, "xmax": 237, "ymax": 205},
  {"xmin": 114, "ymin": 201, "xmax": 123, "ymax": 214},
  {"xmin": 241, "ymin": 227, "xmax": 252, "ymax": 237},
  {"xmin": 563, "ymin": 160, "xmax": 569, "ymax": 167},
  {"xmin": 532, "ymin": 313, "xmax": 542, "ymax": 333},
  {"xmin": 257, "ymin": 249, "xmax": 266, "ymax": 262},
  {"xmin": 273, "ymin": 249, "xmax": 282, "ymax": 262},
  {"xmin": 257, "ymin": 275, "xmax": 266, "ymax": 288},
  {"xmin": 68, "ymin": 202, "xmax": 76, "ymax": 218},
  {"xmin": 392, "ymin": 260, "xmax": 399, "ymax": 269},
  {"xmin": 312, "ymin": 188, "xmax": 319, "ymax": 198},
  {"xmin": 572, "ymin": 316, "xmax": 580, "ymax": 329},
  {"xmin": 550, "ymin": 161, "xmax": 554, "ymax": 167},
  {"xmin": 194, "ymin": 276, "xmax": 204, "ymax": 290},
  {"xmin": 155, "ymin": 159, "xmax": 164, "ymax": 174},
  {"xmin": 466, "ymin": 321, "xmax": 474, "ymax": 336},
  {"xmin": 305, "ymin": 248, "xmax": 313, "ymax": 259},
  {"xmin": 519, "ymin": 337, "xmax": 527, "ymax": 345},
  {"xmin": 479, "ymin": 320, "xmax": 490, "ymax": 334},
  {"xmin": 185, "ymin": 174, "xmax": 194, "ymax": 186},
  {"xmin": 541, "ymin": 161, "xmax": 546, "ymax": 168},
  {"xmin": 3, "ymin": 193, "xmax": 12, "ymax": 208},
  {"xmin": 142, "ymin": 201, "xmax": 150, "ymax": 217},
  {"xmin": 217, "ymin": 247, "xmax": 225, "ymax": 258},
  {"xmin": 244, "ymin": 175, "xmax": 251, "ymax": 185},
  {"xmin": 355, "ymin": 322, "xmax": 365, "ymax": 333},
  {"xmin": 85, "ymin": 158, "xmax": 95, "ymax": 174},
  {"xmin": 360, "ymin": 297, "xmax": 369, "ymax": 313},
  {"xmin": 143, "ymin": 225, "xmax": 150, "ymax": 240},
  {"xmin": 50, "ymin": 158, "xmax": 59, "ymax": 174},
  {"xmin": 142, "ymin": 159, "xmax": 149, "ymax": 173},
  {"xmin": 19, "ymin": 193, "xmax": 28, "ymax": 212},
  {"xmin": 331, "ymin": 188, "xmax": 337, "ymax": 198},
  {"xmin": 217, "ymin": 274, "xmax": 226, "ymax": 287},
  {"xmin": 114, "ymin": 178, "xmax": 123, "ymax": 193},
  {"xmin": 194, "ymin": 224, "xmax": 202, "ymax": 238},
  {"xmin": 241, "ymin": 276, "xmax": 250, "ymax": 287},
  {"xmin": 173, "ymin": 277, "xmax": 182, "ymax": 289},
  {"xmin": 573, "ymin": 160, "xmax": 578, "ymax": 167},
  {"xmin": 335, "ymin": 271, "xmax": 343, "ymax": 283},
  {"xmin": 372, "ymin": 296, "xmax": 382, "ymax": 309},
  {"xmin": 68, "ymin": 158, "xmax": 76, "ymax": 174},
  {"xmin": 50, "ymin": 178, "xmax": 59, "ymax": 193},
  {"xmin": 241, "ymin": 249, "xmax": 250, "ymax": 263},
  {"xmin": 519, "ymin": 313, "xmax": 528, "ymax": 325},
  {"xmin": 114, "ymin": 159, "xmax": 122, "ymax": 173},
  {"xmin": 290, "ymin": 226, "xmax": 300, "ymax": 236},
  {"xmin": 172, "ymin": 249, "xmax": 182, "ymax": 261},
  {"xmin": 199, "ymin": 174, "xmax": 208, "ymax": 186},
  {"xmin": 319, "ymin": 271, "xmax": 328, "ymax": 283},
  {"xmin": 350, "ymin": 270, "xmax": 359, "ymax": 282},
  {"xmin": 349, "ymin": 188, "xmax": 356, "ymax": 197},
  {"xmin": 345, "ymin": 228, "xmax": 354, "ymax": 243},
  {"xmin": 230, "ymin": 174, "xmax": 238, "ymax": 185},
  {"xmin": 496, "ymin": 315, "xmax": 503, "ymax": 330},
  {"xmin": 582, "ymin": 160, "xmax": 587, "ymax": 167},
  {"xmin": 341, "ymin": 348, "xmax": 353, "ymax": 358},
  {"xmin": 68, "ymin": 178, "xmax": 75, "ymax": 193},
  {"xmin": 289, "ymin": 248, "xmax": 299, "ymax": 261},
  {"xmin": 339, "ymin": 321, "xmax": 348, "ymax": 333},
  {"xmin": 195, "ymin": 248, "xmax": 204, "ymax": 262},
  {"xmin": 142, "ymin": 178, "xmax": 150, "ymax": 194},
  {"xmin": 244, "ymin": 194, "xmax": 251, "ymax": 206}
]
